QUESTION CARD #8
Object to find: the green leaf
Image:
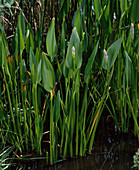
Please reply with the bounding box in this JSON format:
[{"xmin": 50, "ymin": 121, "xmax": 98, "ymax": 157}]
[
  {"xmin": 1, "ymin": 31, "xmax": 9, "ymax": 57},
  {"xmin": 120, "ymin": 0, "xmax": 127, "ymax": 13},
  {"xmin": 72, "ymin": 8, "xmax": 82, "ymax": 40},
  {"xmin": 102, "ymin": 37, "xmax": 123, "ymax": 70},
  {"xmin": 72, "ymin": 0, "xmax": 86, "ymax": 41},
  {"xmin": 46, "ymin": 18, "xmax": 57, "ymax": 60},
  {"xmin": 125, "ymin": 51, "xmax": 134, "ymax": 86},
  {"xmin": 22, "ymin": 59, "xmax": 28, "ymax": 84},
  {"xmin": 41, "ymin": 52, "xmax": 55, "ymax": 92},
  {"xmin": 36, "ymin": 59, "xmax": 42, "ymax": 83},
  {"xmin": 84, "ymin": 40, "xmax": 99, "ymax": 82},
  {"xmin": 53, "ymin": 91, "xmax": 60, "ymax": 123},
  {"xmin": 7, "ymin": 55, "xmax": 15, "ymax": 78},
  {"xmin": 35, "ymin": 49, "xmax": 41, "ymax": 69},
  {"xmin": 17, "ymin": 11, "xmax": 25, "ymax": 53},
  {"xmin": 66, "ymin": 27, "xmax": 82, "ymax": 69},
  {"xmin": 131, "ymin": 0, "xmax": 139, "ymax": 22},
  {"xmin": 26, "ymin": 23, "xmax": 34, "ymax": 54},
  {"xmin": 93, "ymin": 0, "xmax": 101, "ymax": 20},
  {"xmin": 0, "ymin": 32, "xmax": 10, "ymax": 74},
  {"xmin": 60, "ymin": 20, "xmax": 66, "ymax": 51},
  {"xmin": 29, "ymin": 48, "xmax": 37, "ymax": 74}
]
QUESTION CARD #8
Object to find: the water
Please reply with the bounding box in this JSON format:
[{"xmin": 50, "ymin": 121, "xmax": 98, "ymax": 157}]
[
  {"xmin": 14, "ymin": 117, "xmax": 138, "ymax": 170},
  {"xmin": 14, "ymin": 125, "xmax": 139, "ymax": 170},
  {"xmin": 45, "ymin": 124, "xmax": 138, "ymax": 170}
]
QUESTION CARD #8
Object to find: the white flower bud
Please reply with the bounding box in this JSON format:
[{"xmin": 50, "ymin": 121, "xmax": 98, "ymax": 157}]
[
  {"xmin": 72, "ymin": 46, "xmax": 75, "ymax": 56},
  {"xmin": 130, "ymin": 23, "xmax": 134, "ymax": 37},
  {"xmin": 104, "ymin": 49, "xmax": 108, "ymax": 61}
]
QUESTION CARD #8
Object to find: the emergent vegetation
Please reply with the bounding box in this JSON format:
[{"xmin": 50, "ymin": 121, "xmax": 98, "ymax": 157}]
[{"xmin": 0, "ymin": 0, "xmax": 139, "ymax": 167}]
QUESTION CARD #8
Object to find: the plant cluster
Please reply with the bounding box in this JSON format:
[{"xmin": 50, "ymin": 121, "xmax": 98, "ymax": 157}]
[{"xmin": 0, "ymin": 0, "xmax": 138, "ymax": 166}]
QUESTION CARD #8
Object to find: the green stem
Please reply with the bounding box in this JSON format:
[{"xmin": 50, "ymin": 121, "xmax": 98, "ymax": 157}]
[
  {"xmin": 76, "ymin": 92, "xmax": 79, "ymax": 156},
  {"xmin": 50, "ymin": 91, "xmax": 54, "ymax": 164},
  {"xmin": 2, "ymin": 70, "xmax": 16, "ymax": 137},
  {"xmin": 126, "ymin": 90, "xmax": 139, "ymax": 139}
]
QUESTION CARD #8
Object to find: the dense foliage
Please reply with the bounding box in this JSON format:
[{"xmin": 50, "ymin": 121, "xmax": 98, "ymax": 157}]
[{"xmin": 0, "ymin": 0, "xmax": 139, "ymax": 167}]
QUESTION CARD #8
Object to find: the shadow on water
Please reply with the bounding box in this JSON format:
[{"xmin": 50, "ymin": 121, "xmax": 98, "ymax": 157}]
[{"xmin": 15, "ymin": 115, "xmax": 138, "ymax": 170}]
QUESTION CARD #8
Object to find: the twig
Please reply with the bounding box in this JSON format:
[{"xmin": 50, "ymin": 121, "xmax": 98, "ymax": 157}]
[{"xmin": 100, "ymin": 143, "xmax": 115, "ymax": 170}]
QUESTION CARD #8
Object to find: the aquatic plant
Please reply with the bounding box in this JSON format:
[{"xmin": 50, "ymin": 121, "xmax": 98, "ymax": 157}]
[{"xmin": 0, "ymin": 0, "xmax": 138, "ymax": 166}]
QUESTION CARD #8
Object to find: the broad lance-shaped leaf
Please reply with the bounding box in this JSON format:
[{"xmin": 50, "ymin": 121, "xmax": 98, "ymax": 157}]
[
  {"xmin": 60, "ymin": 20, "xmax": 66, "ymax": 52},
  {"xmin": 102, "ymin": 36, "xmax": 123, "ymax": 70},
  {"xmin": 125, "ymin": 51, "xmax": 134, "ymax": 86},
  {"xmin": 41, "ymin": 52, "xmax": 55, "ymax": 92},
  {"xmin": 66, "ymin": 27, "xmax": 82, "ymax": 69},
  {"xmin": 7, "ymin": 55, "xmax": 15, "ymax": 78},
  {"xmin": 26, "ymin": 23, "xmax": 34, "ymax": 54},
  {"xmin": 29, "ymin": 48, "xmax": 37, "ymax": 74},
  {"xmin": 72, "ymin": 8, "xmax": 82, "ymax": 40},
  {"xmin": 53, "ymin": 90, "xmax": 60, "ymax": 123},
  {"xmin": 22, "ymin": 59, "xmax": 28, "ymax": 84},
  {"xmin": 46, "ymin": 18, "xmax": 57, "ymax": 60},
  {"xmin": 0, "ymin": 32, "xmax": 10, "ymax": 75},
  {"xmin": 84, "ymin": 40, "xmax": 99, "ymax": 82},
  {"xmin": 17, "ymin": 11, "xmax": 25, "ymax": 53},
  {"xmin": 72, "ymin": 0, "xmax": 86, "ymax": 41},
  {"xmin": 1, "ymin": 32, "xmax": 9, "ymax": 58}
]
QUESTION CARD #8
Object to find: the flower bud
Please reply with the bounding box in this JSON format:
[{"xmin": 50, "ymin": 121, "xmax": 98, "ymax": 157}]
[
  {"xmin": 72, "ymin": 46, "xmax": 75, "ymax": 56},
  {"xmin": 103, "ymin": 49, "xmax": 108, "ymax": 61},
  {"xmin": 130, "ymin": 23, "xmax": 134, "ymax": 37}
]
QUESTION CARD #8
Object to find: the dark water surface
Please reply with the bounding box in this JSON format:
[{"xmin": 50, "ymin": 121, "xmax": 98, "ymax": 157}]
[
  {"xmin": 46, "ymin": 126, "xmax": 138, "ymax": 170},
  {"xmin": 15, "ymin": 118, "xmax": 138, "ymax": 170}
]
